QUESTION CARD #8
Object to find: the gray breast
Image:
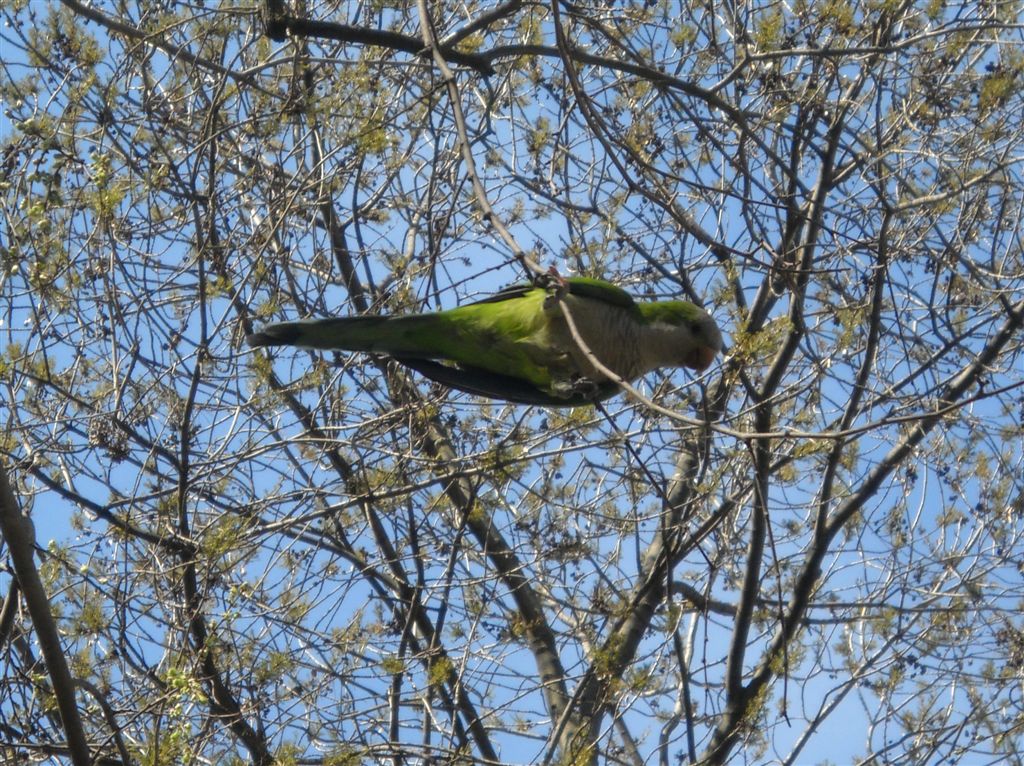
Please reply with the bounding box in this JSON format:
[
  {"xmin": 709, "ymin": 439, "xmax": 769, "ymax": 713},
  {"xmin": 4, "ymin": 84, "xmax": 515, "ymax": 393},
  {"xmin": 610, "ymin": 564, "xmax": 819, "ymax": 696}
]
[{"xmin": 554, "ymin": 298, "xmax": 647, "ymax": 383}]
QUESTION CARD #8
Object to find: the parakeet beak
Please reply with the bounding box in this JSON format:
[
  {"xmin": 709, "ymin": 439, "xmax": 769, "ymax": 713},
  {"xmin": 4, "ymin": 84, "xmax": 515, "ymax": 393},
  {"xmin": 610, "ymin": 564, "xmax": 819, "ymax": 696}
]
[{"xmin": 684, "ymin": 345, "xmax": 718, "ymax": 371}]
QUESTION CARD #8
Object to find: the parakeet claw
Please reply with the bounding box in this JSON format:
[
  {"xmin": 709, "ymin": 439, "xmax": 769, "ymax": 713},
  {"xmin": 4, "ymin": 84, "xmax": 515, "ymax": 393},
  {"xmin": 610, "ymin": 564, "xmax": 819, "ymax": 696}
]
[
  {"xmin": 570, "ymin": 376, "xmax": 602, "ymax": 399},
  {"xmin": 538, "ymin": 267, "xmax": 569, "ymax": 310},
  {"xmin": 532, "ymin": 267, "xmax": 567, "ymax": 306},
  {"xmin": 550, "ymin": 375, "xmax": 601, "ymax": 400},
  {"xmin": 533, "ymin": 266, "xmax": 566, "ymax": 288}
]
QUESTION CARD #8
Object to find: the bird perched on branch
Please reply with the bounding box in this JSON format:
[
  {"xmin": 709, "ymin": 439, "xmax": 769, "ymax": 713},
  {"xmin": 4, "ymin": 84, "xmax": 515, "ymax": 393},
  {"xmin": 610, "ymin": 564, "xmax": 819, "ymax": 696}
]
[{"xmin": 248, "ymin": 276, "xmax": 722, "ymax": 406}]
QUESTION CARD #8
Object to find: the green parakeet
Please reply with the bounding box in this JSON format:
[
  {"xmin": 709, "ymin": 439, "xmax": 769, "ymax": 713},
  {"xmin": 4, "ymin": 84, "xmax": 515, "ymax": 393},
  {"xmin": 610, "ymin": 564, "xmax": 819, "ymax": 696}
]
[{"xmin": 248, "ymin": 276, "xmax": 722, "ymax": 406}]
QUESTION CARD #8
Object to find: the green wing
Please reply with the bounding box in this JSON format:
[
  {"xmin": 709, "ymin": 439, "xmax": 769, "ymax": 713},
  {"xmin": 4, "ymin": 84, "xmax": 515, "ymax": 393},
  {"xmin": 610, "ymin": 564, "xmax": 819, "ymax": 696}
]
[
  {"xmin": 466, "ymin": 276, "xmax": 636, "ymax": 309},
  {"xmin": 562, "ymin": 276, "xmax": 636, "ymax": 308}
]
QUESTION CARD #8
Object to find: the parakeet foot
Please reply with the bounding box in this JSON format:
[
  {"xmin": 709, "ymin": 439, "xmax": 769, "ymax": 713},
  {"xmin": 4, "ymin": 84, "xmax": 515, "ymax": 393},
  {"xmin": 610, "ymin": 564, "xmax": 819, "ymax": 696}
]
[
  {"xmin": 537, "ymin": 267, "xmax": 569, "ymax": 310},
  {"xmin": 550, "ymin": 375, "xmax": 602, "ymax": 400},
  {"xmin": 534, "ymin": 266, "xmax": 567, "ymax": 289}
]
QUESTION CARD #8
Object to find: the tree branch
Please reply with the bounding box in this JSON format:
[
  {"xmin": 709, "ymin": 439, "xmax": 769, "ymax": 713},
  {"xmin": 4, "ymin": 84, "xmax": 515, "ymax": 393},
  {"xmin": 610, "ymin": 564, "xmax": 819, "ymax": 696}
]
[
  {"xmin": 263, "ymin": 0, "xmax": 496, "ymax": 76},
  {"xmin": 0, "ymin": 464, "xmax": 92, "ymax": 766}
]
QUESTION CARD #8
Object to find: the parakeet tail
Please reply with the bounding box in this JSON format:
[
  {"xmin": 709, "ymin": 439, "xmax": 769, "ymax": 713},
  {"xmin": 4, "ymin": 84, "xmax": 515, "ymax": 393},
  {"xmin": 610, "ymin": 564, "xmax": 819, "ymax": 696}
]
[{"xmin": 247, "ymin": 315, "xmax": 446, "ymax": 357}]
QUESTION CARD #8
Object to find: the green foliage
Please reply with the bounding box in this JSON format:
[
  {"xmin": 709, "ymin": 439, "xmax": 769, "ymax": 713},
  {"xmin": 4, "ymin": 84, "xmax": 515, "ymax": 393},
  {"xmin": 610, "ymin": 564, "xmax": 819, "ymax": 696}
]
[
  {"xmin": 323, "ymin": 749, "xmax": 366, "ymax": 766},
  {"xmin": 977, "ymin": 54, "xmax": 1022, "ymax": 114},
  {"xmin": 272, "ymin": 742, "xmax": 302, "ymax": 765},
  {"xmin": 427, "ymin": 656, "xmax": 454, "ymax": 687},
  {"xmin": 72, "ymin": 598, "xmax": 107, "ymax": 636},
  {"xmin": 528, "ymin": 116, "xmax": 551, "ymax": 158},
  {"xmin": 752, "ymin": 9, "xmax": 785, "ymax": 50}
]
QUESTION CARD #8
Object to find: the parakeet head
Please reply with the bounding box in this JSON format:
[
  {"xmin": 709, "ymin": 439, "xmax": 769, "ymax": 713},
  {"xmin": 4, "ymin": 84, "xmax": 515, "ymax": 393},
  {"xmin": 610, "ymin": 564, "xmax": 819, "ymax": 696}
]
[
  {"xmin": 640, "ymin": 302, "xmax": 723, "ymax": 372},
  {"xmin": 682, "ymin": 309, "xmax": 723, "ymax": 371}
]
